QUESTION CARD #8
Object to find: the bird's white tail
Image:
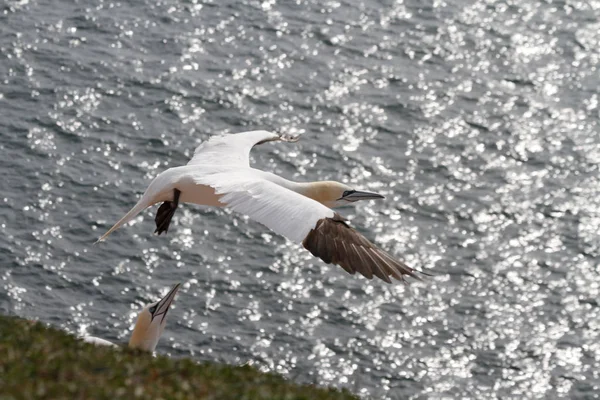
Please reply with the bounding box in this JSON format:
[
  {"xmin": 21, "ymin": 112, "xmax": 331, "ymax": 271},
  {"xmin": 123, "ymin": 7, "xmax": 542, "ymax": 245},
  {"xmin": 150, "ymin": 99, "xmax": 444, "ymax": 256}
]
[{"xmin": 95, "ymin": 196, "xmax": 154, "ymax": 243}]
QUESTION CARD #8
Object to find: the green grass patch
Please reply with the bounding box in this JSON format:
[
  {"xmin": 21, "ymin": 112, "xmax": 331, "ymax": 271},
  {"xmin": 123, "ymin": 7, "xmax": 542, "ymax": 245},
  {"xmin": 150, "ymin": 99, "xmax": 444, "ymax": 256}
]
[{"xmin": 0, "ymin": 315, "xmax": 358, "ymax": 400}]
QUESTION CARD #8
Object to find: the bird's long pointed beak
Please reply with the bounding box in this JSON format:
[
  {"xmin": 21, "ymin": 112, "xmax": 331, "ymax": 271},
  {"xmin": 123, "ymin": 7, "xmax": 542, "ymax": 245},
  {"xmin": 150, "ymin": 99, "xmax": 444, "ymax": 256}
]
[
  {"xmin": 152, "ymin": 283, "xmax": 181, "ymax": 322},
  {"xmin": 342, "ymin": 190, "xmax": 385, "ymax": 201}
]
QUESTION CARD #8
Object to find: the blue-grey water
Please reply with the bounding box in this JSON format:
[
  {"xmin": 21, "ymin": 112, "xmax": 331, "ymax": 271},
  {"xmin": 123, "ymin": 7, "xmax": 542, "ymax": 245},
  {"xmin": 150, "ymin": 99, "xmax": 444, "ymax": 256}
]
[{"xmin": 1, "ymin": 0, "xmax": 599, "ymax": 398}]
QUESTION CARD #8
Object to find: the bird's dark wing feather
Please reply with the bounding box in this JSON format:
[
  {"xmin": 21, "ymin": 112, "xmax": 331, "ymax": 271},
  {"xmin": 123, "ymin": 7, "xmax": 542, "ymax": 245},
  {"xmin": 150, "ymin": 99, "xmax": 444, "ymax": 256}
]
[{"xmin": 302, "ymin": 213, "xmax": 419, "ymax": 284}]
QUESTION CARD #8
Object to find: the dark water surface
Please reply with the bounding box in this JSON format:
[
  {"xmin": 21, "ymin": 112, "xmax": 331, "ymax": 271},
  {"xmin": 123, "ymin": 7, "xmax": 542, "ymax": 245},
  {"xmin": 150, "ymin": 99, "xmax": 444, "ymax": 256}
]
[{"xmin": 1, "ymin": 0, "xmax": 600, "ymax": 398}]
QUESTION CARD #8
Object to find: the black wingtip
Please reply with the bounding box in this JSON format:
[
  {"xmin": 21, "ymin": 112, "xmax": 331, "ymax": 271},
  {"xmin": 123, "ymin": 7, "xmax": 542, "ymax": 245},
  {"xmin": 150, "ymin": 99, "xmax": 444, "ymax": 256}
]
[{"xmin": 417, "ymin": 269, "xmax": 435, "ymax": 277}]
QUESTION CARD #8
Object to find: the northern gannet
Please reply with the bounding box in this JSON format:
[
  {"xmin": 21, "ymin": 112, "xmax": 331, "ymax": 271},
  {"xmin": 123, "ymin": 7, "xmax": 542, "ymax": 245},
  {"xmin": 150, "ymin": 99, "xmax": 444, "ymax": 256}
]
[
  {"xmin": 97, "ymin": 130, "xmax": 420, "ymax": 283},
  {"xmin": 83, "ymin": 283, "xmax": 180, "ymax": 352}
]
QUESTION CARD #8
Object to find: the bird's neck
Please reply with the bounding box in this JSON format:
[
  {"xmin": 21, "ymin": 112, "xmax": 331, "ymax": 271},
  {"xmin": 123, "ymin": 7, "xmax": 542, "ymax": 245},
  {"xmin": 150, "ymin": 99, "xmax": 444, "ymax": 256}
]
[
  {"xmin": 128, "ymin": 317, "xmax": 157, "ymax": 352},
  {"xmin": 259, "ymin": 171, "xmax": 335, "ymax": 205},
  {"xmin": 128, "ymin": 325, "xmax": 148, "ymax": 351},
  {"xmin": 294, "ymin": 182, "xmax": 334, "ymax": 204},
  {"xmin": 281, "ymin": 180, "xmax": 341, "ymax": 206}
]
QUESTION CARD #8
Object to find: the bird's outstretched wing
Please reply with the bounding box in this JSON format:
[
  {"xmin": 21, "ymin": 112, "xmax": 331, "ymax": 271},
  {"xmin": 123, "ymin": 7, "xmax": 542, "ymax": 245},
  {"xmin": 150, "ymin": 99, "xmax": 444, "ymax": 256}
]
[
  {"xmin": 302, "ymin": 214, "xmax": 419, "ymax": 283},
  {"xmin": 196, "ymin": 171, "xmax": 417, "ymax": 283},
  {"xmin": 94, "ymin": 131, "xmax": 299, "ymax": 243},
  {"xmin": 198, "ymin": 170, "xmax": 330, "ymax": 243},
  {"xmin": 187, "ymin": 130, "xmax": 299, "ymax": 167}
]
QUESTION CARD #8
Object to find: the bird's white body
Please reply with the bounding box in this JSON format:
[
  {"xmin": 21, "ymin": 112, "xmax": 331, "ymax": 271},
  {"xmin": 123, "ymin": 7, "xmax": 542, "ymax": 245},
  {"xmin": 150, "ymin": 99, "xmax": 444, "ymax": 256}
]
[
  {"xmin": 98, "ymin": 131, "xmax": 338, "ymax": 244},
  {"xmin": 97, "ymin": 130, "xmax": 419, "ymax": 283},
  {"xmin": 82, "ymin": 336, "xmax": 117, "ymax": 347}
]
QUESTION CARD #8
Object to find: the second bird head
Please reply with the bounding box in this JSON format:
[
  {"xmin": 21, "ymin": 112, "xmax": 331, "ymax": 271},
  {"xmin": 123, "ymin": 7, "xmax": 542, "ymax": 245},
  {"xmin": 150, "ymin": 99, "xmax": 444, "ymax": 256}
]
[{"xmin": 128, "ymin": 283, "xmax": 181, "ymax": 352}]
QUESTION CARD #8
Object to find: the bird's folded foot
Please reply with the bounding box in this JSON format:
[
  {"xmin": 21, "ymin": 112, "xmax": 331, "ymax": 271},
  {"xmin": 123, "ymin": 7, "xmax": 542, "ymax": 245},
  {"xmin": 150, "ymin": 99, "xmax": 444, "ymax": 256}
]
[{"xmin": 154, "ymin": 189, "xmax": 181, "ymax": 235}]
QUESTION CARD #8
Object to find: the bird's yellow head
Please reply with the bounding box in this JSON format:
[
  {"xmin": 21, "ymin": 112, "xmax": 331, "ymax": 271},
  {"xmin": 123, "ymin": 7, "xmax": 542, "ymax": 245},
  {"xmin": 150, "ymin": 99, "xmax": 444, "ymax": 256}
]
[
  {"xmin": 301, "ymin": 181, "xmax": 384, "ymax": 209},
  {"xmin": 128, "ymin": 283, "xmax": 180, "ymax": 352}
]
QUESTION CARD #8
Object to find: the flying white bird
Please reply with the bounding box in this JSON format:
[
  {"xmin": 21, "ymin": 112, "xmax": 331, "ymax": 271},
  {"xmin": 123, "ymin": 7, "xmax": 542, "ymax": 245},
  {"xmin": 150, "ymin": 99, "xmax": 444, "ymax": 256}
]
[
  {"xmin": 83, "ymin": 283, "xmax": 180, "ymax": 352},
  {"xmin": 96, "ymin": 130, "xmax": 420, "ymax": 283}
]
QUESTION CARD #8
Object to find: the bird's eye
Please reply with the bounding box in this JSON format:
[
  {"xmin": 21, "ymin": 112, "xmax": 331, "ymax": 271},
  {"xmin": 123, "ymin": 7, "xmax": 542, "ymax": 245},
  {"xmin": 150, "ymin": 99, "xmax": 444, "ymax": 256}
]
[
  {"xmin": 342, "ymin": 190, "xmax": 355, "ymax": 198},
  {"xmin": 149, "ymin": 305, "xmax": 157, "ymax": 314}
]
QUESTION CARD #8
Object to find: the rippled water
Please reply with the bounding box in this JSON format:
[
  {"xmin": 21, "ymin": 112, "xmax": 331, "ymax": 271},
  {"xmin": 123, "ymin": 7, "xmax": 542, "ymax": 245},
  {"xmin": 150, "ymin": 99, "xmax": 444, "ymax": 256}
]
[{"xmin": 2, "ymin": 0, "xmax": 600, "ymax": 398}]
